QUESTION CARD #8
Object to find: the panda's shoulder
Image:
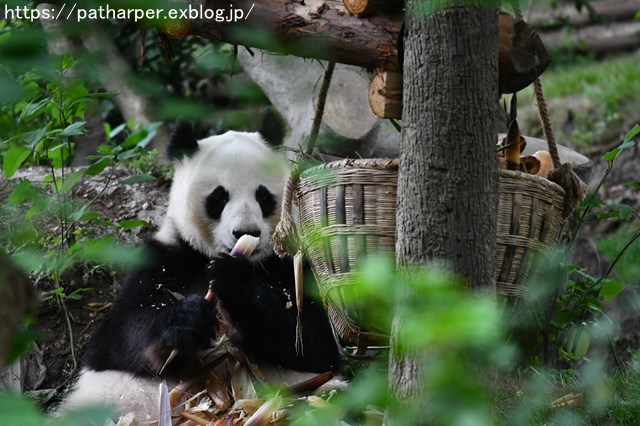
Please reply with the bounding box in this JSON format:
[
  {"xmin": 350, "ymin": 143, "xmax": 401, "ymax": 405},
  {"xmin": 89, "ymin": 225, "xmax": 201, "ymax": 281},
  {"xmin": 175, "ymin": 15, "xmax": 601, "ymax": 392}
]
[
  {"xmin": 118, "ymin": 238, "xmax": 209, "ymax": 295},
  {"xmin": 138, "ymin": 238, "xmax": 208, "ymax": 268}
]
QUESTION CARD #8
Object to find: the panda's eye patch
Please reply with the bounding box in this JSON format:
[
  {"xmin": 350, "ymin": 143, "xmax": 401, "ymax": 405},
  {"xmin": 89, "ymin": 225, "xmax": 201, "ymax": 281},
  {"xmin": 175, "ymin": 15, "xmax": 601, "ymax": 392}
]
[
  {"xmin": 255, "ymin": 185, "xmax": 276, "ymax": 218},
  {"xmin": 205, "ymin": 186, "xmax": 229, "ymax": 219}
]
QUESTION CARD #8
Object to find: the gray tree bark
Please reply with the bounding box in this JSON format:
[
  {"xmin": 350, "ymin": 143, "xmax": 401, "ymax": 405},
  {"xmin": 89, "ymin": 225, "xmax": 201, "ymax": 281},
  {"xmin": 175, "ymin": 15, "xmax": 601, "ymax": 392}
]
[{"xmin": 386, "ymin": 1, "xmax": 499, "ymax": 423}]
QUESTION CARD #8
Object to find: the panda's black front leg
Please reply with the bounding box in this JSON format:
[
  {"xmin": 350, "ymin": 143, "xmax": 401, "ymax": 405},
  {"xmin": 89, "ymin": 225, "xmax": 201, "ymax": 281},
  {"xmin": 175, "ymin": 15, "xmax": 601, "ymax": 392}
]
[
  {"xmin": 90, "ymin": 244, "xmax": 220, "ymax": 379},
  {"xmin": 143, "ymin": 294, "xmax": 219, "ymax": 375},
  {"xmin": 208, "ymin": 254, "xmax": 340, "ymax": 373}
]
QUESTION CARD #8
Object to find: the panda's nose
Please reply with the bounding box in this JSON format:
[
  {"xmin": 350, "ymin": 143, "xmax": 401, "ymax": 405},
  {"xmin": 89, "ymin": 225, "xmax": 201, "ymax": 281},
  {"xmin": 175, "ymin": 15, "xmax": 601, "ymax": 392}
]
[{"xmin": 232, "ymin": 229, "xmax": 262, "ymax": 240}]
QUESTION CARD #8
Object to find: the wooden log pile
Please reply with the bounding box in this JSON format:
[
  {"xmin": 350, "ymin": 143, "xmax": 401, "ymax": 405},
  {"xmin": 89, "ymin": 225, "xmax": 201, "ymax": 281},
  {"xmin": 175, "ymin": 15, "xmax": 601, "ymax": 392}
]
[
  {"xmin": 531, "ymin": 0, "xmax": 640, "ymax": 53},
  {"xmin": 367, "ymin": 11, "xmax": 549, "ymax": 119},
  {"xmin": 186, "ymin": 0, "xmax": 549, "ymax": 98}
]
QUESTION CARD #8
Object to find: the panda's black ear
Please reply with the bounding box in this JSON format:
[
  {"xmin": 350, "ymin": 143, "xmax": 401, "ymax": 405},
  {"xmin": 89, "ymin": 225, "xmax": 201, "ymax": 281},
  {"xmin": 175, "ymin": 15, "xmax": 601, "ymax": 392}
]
[
  {"xmin": 258, "ymin": 106, "xmax": 287, "ymax": 147},
  {"xmin": 168, "ymin": 122, "xmax": 199, "ymax": 160}
]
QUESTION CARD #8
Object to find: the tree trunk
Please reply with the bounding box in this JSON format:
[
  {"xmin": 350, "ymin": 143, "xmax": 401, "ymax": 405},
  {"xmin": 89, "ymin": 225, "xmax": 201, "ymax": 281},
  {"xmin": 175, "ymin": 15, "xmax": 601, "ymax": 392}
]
[{"xmin": 386, "ymin": 0, "xmax": 499, "ymax": 422}]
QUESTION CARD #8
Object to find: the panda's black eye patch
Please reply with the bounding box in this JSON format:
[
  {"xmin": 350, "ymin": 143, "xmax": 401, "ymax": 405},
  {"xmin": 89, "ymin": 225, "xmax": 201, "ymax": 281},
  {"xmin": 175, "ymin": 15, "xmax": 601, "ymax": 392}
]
[
  {"xmin": 205, "ymin": 186, "xmax": 229, "ymax": 219},
  {"xmin": 255, "ymin": 185, "xmax": 276, "ymax": 218}
]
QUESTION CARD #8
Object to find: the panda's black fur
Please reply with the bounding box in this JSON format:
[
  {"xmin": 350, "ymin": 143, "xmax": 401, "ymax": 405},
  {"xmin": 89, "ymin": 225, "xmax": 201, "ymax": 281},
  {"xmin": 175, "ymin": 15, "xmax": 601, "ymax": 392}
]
[
  {"xmin": 83, "ymin": 240, "xmax": 340, "ymax": 378},
  {"xmin": 59, "ymin": 123, "xmax": 340, "ymax": 419}
]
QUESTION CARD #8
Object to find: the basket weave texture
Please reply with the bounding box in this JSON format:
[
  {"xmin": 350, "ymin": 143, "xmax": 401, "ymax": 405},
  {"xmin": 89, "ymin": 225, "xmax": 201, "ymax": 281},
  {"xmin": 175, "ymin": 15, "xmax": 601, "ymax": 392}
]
[{"xmin": 297, "ymin": 158, "xmax": 566, "ymax": 351}]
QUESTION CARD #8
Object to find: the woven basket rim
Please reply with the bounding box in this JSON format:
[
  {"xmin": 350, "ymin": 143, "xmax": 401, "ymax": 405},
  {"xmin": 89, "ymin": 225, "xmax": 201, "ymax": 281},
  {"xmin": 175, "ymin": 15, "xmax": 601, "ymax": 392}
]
[
  {"xmin": 300, "ymin": 158, "xmax": 399, "ymax": 176},
  {"xmin": 300, "ymin": 158, "xmax": 566, "ymax": 198},
  {"xmin": 499, "ymin": 168, "xmax": 565, "ymax": 196}
]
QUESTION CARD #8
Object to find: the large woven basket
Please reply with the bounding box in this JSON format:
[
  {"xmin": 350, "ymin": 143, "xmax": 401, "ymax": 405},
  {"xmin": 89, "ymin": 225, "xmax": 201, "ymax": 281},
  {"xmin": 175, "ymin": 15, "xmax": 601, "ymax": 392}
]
[{"xmin": 296, "ymin": 158, "xmax": 565, "ymax": 354}]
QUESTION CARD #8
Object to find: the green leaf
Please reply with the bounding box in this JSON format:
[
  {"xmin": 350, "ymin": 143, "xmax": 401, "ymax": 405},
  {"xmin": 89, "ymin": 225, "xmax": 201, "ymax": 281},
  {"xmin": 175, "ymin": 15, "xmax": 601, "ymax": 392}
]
[
  {"xmin": 0, "ymin": 393, "xmax": 45, "ymax": 425},
  {"xmin": 565, "ymin": 326, "xmax": 590, "ymax": 358},
  {"xmin": 121, "ymin": 174, "xmax": 155, "ymax": 185},
  {"xmin": 6, "ymin": 328, "xmax": 40, "ymax": 365},
  {"xmin": 118, "ymin": 219, "xmax": 149, "ymax": 229},
  {"xmin": 58, "ymin": 169, "xmax": 86, "ymax": 193},
  {"xmin": 8, "ymin": 180, "xmax": 39, "ymax": 204},
  {"xmin": 97, "ymin": 145, "xmax": 116, "ymax": 155},
  {"xmin": 21, "ymin": 98, "xmax": 49, "ymax": 118},
  {"xmin": 624, "ymin": 123, "xmax": 640, "ymax": 141},
  {"xmin": 552, "ymin": 310, "xmax": 578, "ymax": 328},
  {"xmin": 581, "ymin": 193, "xmax": 604, "ymax": 209},
  {"xmin": 69, "ymin": 205, "xmax": 87, "ymax": 223},
  {"xmin": 596, "ymin": 204, "xmax": 634, "ymax": 221},
  {"xmin": 601, "ymin": 279, "xmax": 625, "ymax": 302},
  {"xmin": 136, "ymin": 122, "xmax": 162, "ymax": 148},
  {"xmin": 66, "ymin": 287, "xmax": 92, "ymax": 301},
  {"xmin": 629, "ymin": 182, "xmax": 640, "ymax": 191},
  {"xmin": 3, "ymin": 144, "xmax": 31, "ymax": 177},
  {"xmin": 59, "ymin": 121, "xmax": 87, "ymax": 136},
  {"xmin": 117, "ymin": 146, "xmax": 145, "ymax": 161},
  {"xmin": 81, "ymin": 211, "xmax": 100, "ymax": 221},
  {"xmin": 23, "ymin": 126, "xmax": 47, "ymax": 149},
  {"xmin": 47, "ymin": 144, "xmax": 71, "ymax": 168},
  {"xmin": 80, "ymin": 236, "xmax": 146, "ymax": 268},
  {"xmin": 107, "ymin": 123, "xmax": 126, "ymax": 140},
  {"xmin": 54, "ymin": 405, "xmax": 114, "ymax": 425},
  {"xmin": 604, "ymin": 139, "xmax": 636, "ymax": 162},
  {"xmin": 562, "ymin": 264, "xmax": 580, "ymax": 274},
  {"xmin": 86, "ymin": 157, "xmax": 110, "ymax": 175},
  {"xmin": 121, "ymin": 131, "xmax": 145, "ymax": 149}
]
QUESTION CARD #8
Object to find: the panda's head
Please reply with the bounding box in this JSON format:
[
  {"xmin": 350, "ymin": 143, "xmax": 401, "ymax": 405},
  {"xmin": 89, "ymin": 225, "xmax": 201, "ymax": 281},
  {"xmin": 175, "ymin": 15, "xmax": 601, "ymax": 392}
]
[{"xmin": 158, "ymin": 123, "xmax": 288, "ymax": 261}]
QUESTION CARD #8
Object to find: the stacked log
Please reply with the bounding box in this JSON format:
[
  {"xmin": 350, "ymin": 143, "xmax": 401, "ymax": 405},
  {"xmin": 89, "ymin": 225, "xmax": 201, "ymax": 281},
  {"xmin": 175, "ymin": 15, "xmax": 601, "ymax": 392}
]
[{"xmin": 531, "ymin": 0, "xmax": 640, "ymax": 53}]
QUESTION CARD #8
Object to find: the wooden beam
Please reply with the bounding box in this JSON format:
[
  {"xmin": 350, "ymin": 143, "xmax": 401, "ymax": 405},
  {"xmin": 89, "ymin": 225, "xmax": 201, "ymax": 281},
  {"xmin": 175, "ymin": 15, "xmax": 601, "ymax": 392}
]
[{"xmin": 191, "ymin": 0, "xmax": 402, "ymax": 71}]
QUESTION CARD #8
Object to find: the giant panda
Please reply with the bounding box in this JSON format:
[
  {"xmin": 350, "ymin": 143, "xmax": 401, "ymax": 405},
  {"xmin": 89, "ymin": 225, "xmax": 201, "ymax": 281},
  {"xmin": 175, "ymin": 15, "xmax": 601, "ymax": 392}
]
[{"xmin": 58, "ymin": 123, "xmax": 340, "ymax": 421}]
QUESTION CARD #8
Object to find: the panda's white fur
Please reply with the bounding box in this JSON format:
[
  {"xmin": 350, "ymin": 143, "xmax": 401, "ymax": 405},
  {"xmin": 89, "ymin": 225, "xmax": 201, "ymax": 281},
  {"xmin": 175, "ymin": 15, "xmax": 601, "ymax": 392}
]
[
  {"xmin": 57, "ymin": 368, "xmax": 161, "ymax": 421},
  {"xmin": 57, "ymin": 129, "xmax": 342, "ymax": 422},
  {"xmin": 156, "ymin": 131, "xmax": 287, "ymax": 260}
]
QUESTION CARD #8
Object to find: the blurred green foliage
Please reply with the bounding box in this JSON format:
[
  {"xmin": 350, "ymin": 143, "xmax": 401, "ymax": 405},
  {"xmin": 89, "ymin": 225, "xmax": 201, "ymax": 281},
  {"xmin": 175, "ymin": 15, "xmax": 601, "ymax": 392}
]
[{"xmin": 1, "ymin": 3, "xmax": 640, "ymax": 425}]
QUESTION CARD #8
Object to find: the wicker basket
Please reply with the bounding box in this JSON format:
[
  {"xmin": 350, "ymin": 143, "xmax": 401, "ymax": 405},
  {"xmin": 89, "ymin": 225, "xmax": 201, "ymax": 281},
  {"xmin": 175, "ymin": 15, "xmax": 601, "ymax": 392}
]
[{"xmin": 296, "ymin": 158, "xmax": 565, "ymax": 354}]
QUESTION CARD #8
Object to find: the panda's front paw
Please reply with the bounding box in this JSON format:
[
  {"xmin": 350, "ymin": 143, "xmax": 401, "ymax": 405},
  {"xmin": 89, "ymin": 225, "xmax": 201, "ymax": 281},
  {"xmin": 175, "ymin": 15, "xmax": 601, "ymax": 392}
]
[
  {"xmin": 145, "ymin": 295, "xmax": 218, "ymax": 376},
  {"xmin": 159, "ymin": 295, "xmax": 218, "ymax": 350},
  {"xmin": 207, "ymin": 253, "xmax": 253, "ymax": 294}
]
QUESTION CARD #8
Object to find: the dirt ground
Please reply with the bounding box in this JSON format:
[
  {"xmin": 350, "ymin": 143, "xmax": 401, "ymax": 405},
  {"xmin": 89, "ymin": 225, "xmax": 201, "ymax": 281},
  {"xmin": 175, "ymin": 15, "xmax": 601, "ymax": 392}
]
[{"xmin": 0, "ymin": 167, "xmax": 170, "ymax": 409}]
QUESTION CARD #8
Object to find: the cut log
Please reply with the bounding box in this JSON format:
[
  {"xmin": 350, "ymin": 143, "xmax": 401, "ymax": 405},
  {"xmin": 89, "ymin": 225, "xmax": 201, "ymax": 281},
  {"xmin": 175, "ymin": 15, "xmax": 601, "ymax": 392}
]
[
  {"xmin": 342, "ymin": 0, "xmax": 403, "ymax": 16},
  {"xmin": 369, "ymin": 71, "xmax": 402, "ymax": 119},
  {"xmin": 498, "ymin": 12, "xmax": 550, "ymax": 94},
  {"xmin": 320, "ymin": 67, "xmax": 379, "ymax": 140},
  {"xmin": 369, "ymin": 13, "xmax": 549, "ymax": 118},
  {"xmin": 188, "ymin": 1, "xmax": 549, "ymax": 91}
]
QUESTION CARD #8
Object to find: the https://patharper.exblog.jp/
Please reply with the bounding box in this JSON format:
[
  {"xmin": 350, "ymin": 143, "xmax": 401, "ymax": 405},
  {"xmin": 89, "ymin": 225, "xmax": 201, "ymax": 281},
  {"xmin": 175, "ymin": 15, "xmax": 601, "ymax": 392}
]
[{"xmin": 2, "ymin": 3, "xmax": 255, "ymax": 23}]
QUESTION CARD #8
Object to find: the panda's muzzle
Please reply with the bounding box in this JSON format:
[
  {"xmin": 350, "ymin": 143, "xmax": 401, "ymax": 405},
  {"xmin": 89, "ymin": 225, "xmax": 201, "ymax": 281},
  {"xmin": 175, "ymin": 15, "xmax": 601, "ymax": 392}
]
[{"xmin": 232, "ymin": 229, "xmax": 261, "ymax": 240}]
